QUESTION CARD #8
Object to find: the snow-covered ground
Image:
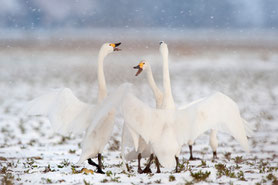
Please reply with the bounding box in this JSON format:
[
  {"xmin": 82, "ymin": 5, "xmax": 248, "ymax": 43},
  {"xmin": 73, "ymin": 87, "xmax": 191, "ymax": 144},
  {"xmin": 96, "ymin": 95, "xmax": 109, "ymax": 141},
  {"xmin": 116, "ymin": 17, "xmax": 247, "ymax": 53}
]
[{"xmin": 0, "ymin": 39, "xmax": 278, "ymax": 184}]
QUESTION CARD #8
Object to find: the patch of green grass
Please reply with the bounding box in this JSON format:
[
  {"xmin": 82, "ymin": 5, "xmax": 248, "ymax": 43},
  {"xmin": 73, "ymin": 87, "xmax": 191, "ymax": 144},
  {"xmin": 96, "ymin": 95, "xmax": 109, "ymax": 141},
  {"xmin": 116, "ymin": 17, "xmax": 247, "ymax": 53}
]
[
  {"xmin": 215, "ymin": 163, "xmax": 236, "ymax": 178},
  {"xmin": 105, "ymin": 170, "xmax": 112, "ymax": 177},
  {"xmin": 23, "ymin": 158, "xmax": 37, "ymax": 169},
  {"xmin": 197, "ymin": 160, "xmax": 207, "ymax": 168},
  {"xmin": 177, "ymin": 158, "xmax": 189, "ymax": 172},
  {"xmin": 234, "ymin": 156, "xmax": 244, "ymax": 164},
  {"xmin": 1, "ymin": 172, "xmax": 14, "ymax": 185},
  {"xmin": 83, "ymin": 179, "xmax": 92, "ymax": 185},
  {"xmin": 100, "ymin": 178, "xmax": 108, "ymax": 183},
  {"xmin": 154, "ymin": 179, "xmax": 162, "ymax": 184},
  {"xmin": 190, "ymin": 170, "xmax": 211, "ymax": 182},
  {"xmin": 101, "ymin": 171, "xmax": 120, "ymax": 183},
  {"xmin": 224, "ymin": 152, "xmax": 231, "ymax": 160},
  {"xmin": 27, "ymin": 139, "xmax": 37, "ymax": 146},
  {"xmin": 71, "ymin": 166, "xmax": 77, "ymax": 174},
  {"xmin": 1, "ymin": 166, "xmax": 7, "ymax": 174},
  {"xmin": 184, "ymin": 181, "xmax": 194, "ymax": 185},
  {"xmin": 41, "ymin": 177, "xmax": 52, "ymax": 184},
  {"xmin": 57, "ymin": 159, "xmax": 70, "ymax": 168},
  {"xmin": 169, "ymin": 175, "xmax": 176, "ymax": 182},
  {"xmin": 68, "ymin": 149, "xmax": 76, "ymax": 154},
  {"xmin": 266, "ymin": 173, "xmax": 277, "ymax": 182},
  {"xmin": 237, "ymin": 171, "xmax": 246, "ymax": 181},
  {"xmin": 43, "ymin": 164, "xmax": 55, "ymax": 173},
  {"xmin": 58, "ymin": 136, "xmax": 71, "ymax": 144},
  {"xmin": 110, "ymin": 175, "xmax": 120, "ymax": 183}
]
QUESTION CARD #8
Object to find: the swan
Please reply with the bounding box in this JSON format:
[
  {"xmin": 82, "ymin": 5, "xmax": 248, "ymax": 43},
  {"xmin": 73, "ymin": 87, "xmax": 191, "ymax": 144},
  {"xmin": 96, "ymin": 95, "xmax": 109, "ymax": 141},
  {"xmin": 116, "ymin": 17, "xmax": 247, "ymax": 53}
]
[
  {"xmin": 120, "ymin": 60, "xmax": 163, "ymax": 173},
  {"xmin": 135, "ymin": 61, "xmax": 218, "ymax": 160},
  {"xmin": 118, "ymin": 41, "xmax": 176, "ymax": 173},
  {"xmin": 26, "ymin": 42, "xmax": 122, "ymax": 174},
  {"xmin": 120, "ymin": 41, "xmax": 175, "ymax": 173},
  {"xmin": 134, "ymin": 42, "xmax": 252, "ymax": 165}
]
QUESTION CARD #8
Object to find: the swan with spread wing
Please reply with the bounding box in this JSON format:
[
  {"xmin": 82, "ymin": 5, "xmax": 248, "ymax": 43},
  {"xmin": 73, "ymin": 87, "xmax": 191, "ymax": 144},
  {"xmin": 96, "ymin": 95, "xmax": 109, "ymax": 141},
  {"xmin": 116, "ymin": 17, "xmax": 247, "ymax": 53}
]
[
  {"xmin": 121, "ymin": 41, "xmax": 175, "ymax": 173},
  {"xmin": 121, "ymin": 60, "xmax": 163, "ymax": 173},
  {"xmin": 26, "ymin": 42, "xmax": 121, "ymax": 173}
]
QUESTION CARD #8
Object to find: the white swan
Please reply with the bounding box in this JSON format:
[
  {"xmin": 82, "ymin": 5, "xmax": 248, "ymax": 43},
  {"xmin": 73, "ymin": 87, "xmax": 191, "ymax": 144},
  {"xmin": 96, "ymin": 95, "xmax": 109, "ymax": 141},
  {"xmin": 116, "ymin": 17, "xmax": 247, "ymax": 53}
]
[
  {"xmin": 135, "ymin": 42, "xmax": 253, "ymax": 164},
  {"xmin": 135, "ymin": 61, "xmax": 217, "ymax": 160},
  {"xmin": 26, "ymin": 42, "xmax": 121, "ymax": 173},
  {"xmin": 120, "ymin": 41, "xmax": 175, "ymax": 173},
  {"xmin": 120, "ymin": 61, "xmax": 163, "ymax": 173}
]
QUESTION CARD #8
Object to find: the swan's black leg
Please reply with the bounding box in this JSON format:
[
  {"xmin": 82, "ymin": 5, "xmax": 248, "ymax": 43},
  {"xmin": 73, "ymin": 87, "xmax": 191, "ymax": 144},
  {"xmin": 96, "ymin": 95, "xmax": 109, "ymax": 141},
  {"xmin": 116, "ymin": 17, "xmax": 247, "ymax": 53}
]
[
  {"xmin": 189, "ymin": 145, "xmax": 201, "ymax": 160},
  {"xmin": 142, "ymin": 154, "xmax": 153, "ymax": 173},
  {"xmin": 88, "ymin": 158, "xmax": 98, "ymax": 167},
  {"xmin": 155, "ymin": 156, "xmax": 161, "ymax": 173},
  {"xmin": 213, "ymin": 151, "xmax": 218, "ymax": 160},
  {"xmin": 175, "ymin": 156, "xmax": 179, "ymax": 173},
  {"xmin": 138, "ymin": 153, "xmax": 143, "ymax": 174},
  {"xmin": 96, "ymin": 153, "xmax": 105, "ymax": 174}
]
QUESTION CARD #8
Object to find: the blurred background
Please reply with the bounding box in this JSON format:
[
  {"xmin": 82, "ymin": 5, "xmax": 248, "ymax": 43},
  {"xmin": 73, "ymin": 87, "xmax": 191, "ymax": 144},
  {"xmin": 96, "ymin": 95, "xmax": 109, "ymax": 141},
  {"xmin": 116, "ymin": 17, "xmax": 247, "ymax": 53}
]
[
  {"xmin": 1, "ymin": 0, "xmax": 278, "ymax": 106},
  {"xmin": 1, "ymin": 0, "xmax": 278, "ymax": 46},
  {"xmin": 1, "ymin": 0, "xmax": 278, "ymax": 29},
  {"xmin": 0, "ymin": 0, "xmax": 277, "ymax": 102}
]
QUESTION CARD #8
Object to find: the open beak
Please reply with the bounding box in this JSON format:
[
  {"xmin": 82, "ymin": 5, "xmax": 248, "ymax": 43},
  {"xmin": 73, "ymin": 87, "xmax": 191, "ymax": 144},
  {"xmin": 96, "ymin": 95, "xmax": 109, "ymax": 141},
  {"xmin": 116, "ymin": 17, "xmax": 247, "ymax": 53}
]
[
  {"xmin": 113, "ymin": 42, "xmax": 121, "ymax": 51},
  {"xmin": 133, "ymin": 65, "xmax": 143, "ymax": 76}
]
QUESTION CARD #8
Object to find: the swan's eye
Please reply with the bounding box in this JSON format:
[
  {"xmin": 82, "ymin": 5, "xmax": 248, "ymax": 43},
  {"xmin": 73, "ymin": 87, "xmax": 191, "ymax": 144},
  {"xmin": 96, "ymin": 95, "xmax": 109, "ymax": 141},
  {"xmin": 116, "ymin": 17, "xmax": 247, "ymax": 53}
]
[{"xmin": 109, "ymin": 43, "xmax": 115, "ymax": 48}]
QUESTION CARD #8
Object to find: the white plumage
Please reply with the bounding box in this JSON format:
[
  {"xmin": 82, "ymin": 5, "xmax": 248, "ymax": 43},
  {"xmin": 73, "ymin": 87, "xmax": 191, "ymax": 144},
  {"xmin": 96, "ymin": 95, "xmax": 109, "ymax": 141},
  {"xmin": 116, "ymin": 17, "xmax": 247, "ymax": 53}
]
[
  {"xmin": 26, "ymin": 88, "xmax": 95, "ymax": 135},
  {"xmin": 25, "ymin": 42, "xmax": 122, "ymax": 173}
]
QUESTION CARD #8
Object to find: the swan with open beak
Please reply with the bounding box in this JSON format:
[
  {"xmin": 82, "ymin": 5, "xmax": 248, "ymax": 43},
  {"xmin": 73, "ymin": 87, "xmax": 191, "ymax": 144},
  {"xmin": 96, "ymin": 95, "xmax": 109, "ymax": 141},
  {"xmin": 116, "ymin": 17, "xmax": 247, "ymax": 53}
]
[{"xmin": 109, "ymin": 42, "xmax": 121, "ymax": 51}]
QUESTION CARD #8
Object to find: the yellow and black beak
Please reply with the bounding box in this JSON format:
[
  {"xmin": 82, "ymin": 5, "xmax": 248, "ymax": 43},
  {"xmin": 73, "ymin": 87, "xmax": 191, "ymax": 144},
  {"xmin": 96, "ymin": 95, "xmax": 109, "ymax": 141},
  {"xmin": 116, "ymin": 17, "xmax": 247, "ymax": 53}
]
[
  {"xmin": 110, "ymin": 42, "xmax": 121, "ymax": 51},
  {"xmin": 133, "ymin": 62, "xmax": 144, "ymax": 76}
]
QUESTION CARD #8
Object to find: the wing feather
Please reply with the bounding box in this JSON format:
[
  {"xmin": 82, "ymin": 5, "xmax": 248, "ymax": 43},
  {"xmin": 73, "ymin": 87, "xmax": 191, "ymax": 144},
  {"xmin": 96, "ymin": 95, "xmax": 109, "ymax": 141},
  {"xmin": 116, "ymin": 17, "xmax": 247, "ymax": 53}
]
[
  {"xmin": 175, "ymin": 92, "xmax": 250, "ymax": 152},
  {"xmin": 25, "ymin": 88, "xmax": 95, "ymax": 135}
]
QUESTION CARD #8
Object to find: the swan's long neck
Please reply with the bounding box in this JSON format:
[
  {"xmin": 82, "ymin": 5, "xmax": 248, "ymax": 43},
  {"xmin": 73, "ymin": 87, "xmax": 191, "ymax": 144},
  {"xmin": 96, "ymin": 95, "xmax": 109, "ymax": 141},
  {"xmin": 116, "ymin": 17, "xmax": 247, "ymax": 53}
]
[
  {"xmin": 146, "ymin": 65, "xmax": 162, "ymax": 105},
  {"xmin": 162, "ymin": 52, "xmax": 175, "ymax": 109},
  {"xmin": 97, "ymin": 51, "xmax": 107, "ymax": 103}
]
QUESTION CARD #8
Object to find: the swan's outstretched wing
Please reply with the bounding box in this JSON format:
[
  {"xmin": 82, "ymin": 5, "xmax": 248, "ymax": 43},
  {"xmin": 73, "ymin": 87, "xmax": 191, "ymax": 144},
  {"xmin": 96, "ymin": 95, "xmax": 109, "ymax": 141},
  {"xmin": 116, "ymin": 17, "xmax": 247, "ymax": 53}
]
[
  {"xmin": 25, "ymin": 88, "xmax": 95, "ymax": 135},
  {"xmin": 174, "ymin": 92, "xmax": 250, "ymax": 152}
]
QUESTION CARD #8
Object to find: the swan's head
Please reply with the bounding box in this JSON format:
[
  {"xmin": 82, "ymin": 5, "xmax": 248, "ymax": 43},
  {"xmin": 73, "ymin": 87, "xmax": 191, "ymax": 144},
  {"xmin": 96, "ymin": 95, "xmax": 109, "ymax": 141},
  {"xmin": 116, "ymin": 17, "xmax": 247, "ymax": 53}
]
[
  {"xmin": 133, "ymin": 60, "xmax": 147, "ymax": 76},
  {"xmin": 159, "ymin": 41, "xmax": 168, "ymax": 56},
  {"xmin": 100, "ymin": 42, "xmax": 121, "ymax": 56}
]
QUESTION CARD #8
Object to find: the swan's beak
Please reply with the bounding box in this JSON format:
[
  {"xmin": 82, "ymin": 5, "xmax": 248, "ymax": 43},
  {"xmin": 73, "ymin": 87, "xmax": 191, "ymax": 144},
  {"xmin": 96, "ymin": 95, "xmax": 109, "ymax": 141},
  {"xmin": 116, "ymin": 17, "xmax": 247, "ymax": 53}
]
[
  {"xmin": 133, "ymin": 65, "xmax": 143, "ymax": 76},
  {"xmin": 113, "ymin": 42, "xmax": 121, "ymax": 51}
]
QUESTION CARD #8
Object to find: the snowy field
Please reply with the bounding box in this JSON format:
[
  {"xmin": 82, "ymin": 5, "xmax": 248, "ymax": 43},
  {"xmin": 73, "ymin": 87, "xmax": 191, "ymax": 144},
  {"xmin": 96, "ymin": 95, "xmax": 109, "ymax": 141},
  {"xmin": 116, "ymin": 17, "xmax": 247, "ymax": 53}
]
[{"xmin": 0, "ymin": 36, "xmax": 278, "ymax": 184}]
